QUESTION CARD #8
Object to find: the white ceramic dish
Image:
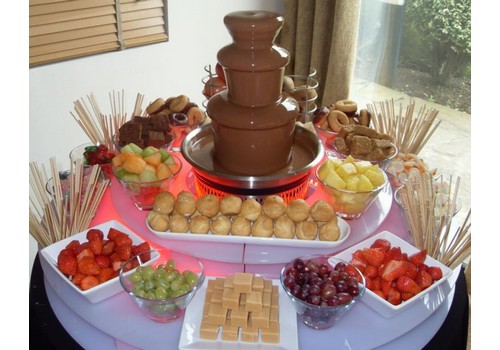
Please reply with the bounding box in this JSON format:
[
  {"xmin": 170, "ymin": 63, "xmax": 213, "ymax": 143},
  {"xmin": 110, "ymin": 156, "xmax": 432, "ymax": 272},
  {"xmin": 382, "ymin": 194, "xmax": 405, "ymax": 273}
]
[
  {"xmin": 179, "ymin": 277, "xmax": 299, "ymax": 350},
  {"xmin": 331, "ymin": 230, "xmax": 452, "ymax": 318},
  {"xmin": 39, "ymin": 220, "xmax": 159, "ymax": 304},
  {"xmin": 147, "ymin": 217, "xmax": 350, "ymax": 248}
]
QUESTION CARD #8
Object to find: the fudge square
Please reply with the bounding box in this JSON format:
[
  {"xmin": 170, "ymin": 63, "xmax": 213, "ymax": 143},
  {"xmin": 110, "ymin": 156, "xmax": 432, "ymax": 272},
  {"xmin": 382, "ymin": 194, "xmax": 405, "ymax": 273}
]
[{"xmin": 199, "ymin": 273, "xmax": 280, "ymax": 344}]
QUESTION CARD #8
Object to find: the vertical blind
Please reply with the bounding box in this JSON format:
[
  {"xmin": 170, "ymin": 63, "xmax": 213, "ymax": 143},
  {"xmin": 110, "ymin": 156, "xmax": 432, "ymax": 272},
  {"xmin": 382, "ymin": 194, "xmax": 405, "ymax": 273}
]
[{"xmin": 29, "ymin": 0, "xmax": 168, "ymax": 67}]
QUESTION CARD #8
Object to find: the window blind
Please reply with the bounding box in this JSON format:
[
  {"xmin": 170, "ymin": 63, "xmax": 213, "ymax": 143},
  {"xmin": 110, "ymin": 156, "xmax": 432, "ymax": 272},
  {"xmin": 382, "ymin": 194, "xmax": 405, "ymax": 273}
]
[{"xmin": 29, "ymin": 0, "xmax": 168, "ymax": 67}]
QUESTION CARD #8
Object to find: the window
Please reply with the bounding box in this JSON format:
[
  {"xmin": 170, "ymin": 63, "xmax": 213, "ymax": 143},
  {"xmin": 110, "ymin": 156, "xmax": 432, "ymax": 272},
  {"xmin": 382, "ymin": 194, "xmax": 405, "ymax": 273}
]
[{"xmin": 29, "ymin": 0, "xmax": 168, "ymax": 67}]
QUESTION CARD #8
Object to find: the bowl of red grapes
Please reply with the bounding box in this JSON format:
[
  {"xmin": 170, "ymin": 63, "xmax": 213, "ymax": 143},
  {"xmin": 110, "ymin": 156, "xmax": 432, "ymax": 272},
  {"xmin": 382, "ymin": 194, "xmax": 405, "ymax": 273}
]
[{"xmin": 280, "ymin": 255, "xmax": 366, "ymax": 329}]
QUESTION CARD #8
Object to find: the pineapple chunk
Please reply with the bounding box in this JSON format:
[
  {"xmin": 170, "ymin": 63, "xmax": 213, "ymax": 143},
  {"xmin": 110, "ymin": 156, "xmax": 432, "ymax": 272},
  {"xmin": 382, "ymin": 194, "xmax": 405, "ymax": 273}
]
[
  {"xmin": 354, "ymin": 161, "xmax": 373, "ymax": 174},
  {"xmin": 357, "ymin": 175, "xmax": 374, "ymax": 191},
  {"xmin": 324, "ymin": 171, "xmax": 346, "ymax": 190},
  {"xmin": 336, "ymin": 163, "xmax": 358, "ymax": 179},
  {"xmin": 364, "ymin": 167, "xmax": 386, "ymax": 187},
  {"xmin": 326, "ymin": 158, "xmax": 342, "ymax": 169},
  {"xmin": 344, "ymin": 175, "xmax": 360, "ymax": 191},
  {"xmin": 343, "ymin": 155, "xmax": 356, "ymax": 164}
]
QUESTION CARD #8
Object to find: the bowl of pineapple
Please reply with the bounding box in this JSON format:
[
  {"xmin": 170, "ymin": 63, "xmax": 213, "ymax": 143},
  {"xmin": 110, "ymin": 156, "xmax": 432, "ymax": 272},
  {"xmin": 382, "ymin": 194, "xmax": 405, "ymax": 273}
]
[{"xmin": 315, "ymin": 155, "xmax": 388, "ymax": 219}]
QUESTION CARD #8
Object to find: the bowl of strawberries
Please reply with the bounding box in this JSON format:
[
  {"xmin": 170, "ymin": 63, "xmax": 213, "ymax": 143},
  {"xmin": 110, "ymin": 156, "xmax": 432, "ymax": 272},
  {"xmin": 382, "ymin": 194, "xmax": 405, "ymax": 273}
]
[
  {"xmin": 332, "ymin": 230, "xmax": 452, "ymax": 318},
  {"xmin": 39, "ymin": 220, "xmax": 158, "ymax": 304},
  {"xmin": 70, "ymin": 142, "xmax": 117, "ymax": 180}
]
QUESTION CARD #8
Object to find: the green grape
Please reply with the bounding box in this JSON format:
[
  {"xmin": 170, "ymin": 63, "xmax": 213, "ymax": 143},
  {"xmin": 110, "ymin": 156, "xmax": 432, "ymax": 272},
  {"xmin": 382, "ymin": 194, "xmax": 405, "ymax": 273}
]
[
  {"xmin": 154, "ymin": 286, "xmax": 168, "ymax": 299},
  {"xmin": 178, "ymin": 284, "xmax": 190, "ymax": 295},
  {"xmin": 154, "ymin": 268, "xmax": 168, "ymax": 280},
  {"xmin": 132, "ymin": 284, "xmax": 145, "ymax": 295},
  {"xmin": 170, "ymin": 279, "xmax": 182, "ymax": 291},
  {"xmin": 165, "ymin": 270, "xmax": 177, "ymax": 283},
  {"xmin": 166, "ymin": 259, "xmax": 176, "ymax": 270},
  {"xmin": 134, "ymin": 288, "xmax": 146, "ymax": 298},
  {"xmin": 144, "ymin": 280, "xmax": 155, "ymax": 292},
  {"xmin": 185, "ymin": 271, "xmax": 198, "ymax": 287},
  {"xmin": 141, "ymin": 266, "xmax": 155, "ymax": 280},
  {"xmin": 155, "ymin": 278, "xmax": 170, "ymax": 290},
  {"xmin": 144, "ymin": 291, "xmax": 156, "ymax": 299},
  {"xmin": 130, "ymin": 271, "xmax": 143, "ymax": 284}
]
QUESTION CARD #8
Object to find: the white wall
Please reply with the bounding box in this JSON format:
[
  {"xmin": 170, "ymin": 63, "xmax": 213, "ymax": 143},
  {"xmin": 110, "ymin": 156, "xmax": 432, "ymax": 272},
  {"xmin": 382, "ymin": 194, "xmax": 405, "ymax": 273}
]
[{"xmin": 29, "ymin": 0, "xmax": 284, "ymax": 278}]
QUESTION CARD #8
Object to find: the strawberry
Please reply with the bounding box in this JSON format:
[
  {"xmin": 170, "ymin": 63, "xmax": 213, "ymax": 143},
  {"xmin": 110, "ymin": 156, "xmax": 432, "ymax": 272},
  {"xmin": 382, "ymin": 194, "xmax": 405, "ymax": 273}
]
[
  {"xmin": 365, "ymin": 276, "xmax": 375, "ymax": 290},
  {"xmin": 401, "ymin": 292, "xmax": 414, "ymax": 301},
  {"xmin": 65, "ymin": 240, "xmax": 80, "ymax": 253},
  {"xmin": 364, "ymin": 265, "xmax": 379, "ymax": 279},
  {"xmin": 113, "ymin": 234, "xmax": 133, "ymax": 247},
  {"xmin": 116, "ymin": 244, "xmax": 132, "ymax": 261},
  {"xmin": 415, "ymin": 270, "xmax": 433, "ymax": 289},
  {"xmin": 352, "ymin": 249, "xmax": 368, "ymax": 264},
  {"xmin": 101, "ymin": 240, "xmax": 115, "ymax": 256},
  {"xmin": 94, "ymin": 254, "xmax": 111, "ymax": 268},
  {"xmin": 86, "ymin": 228, "xmax": 104, "ymax": 241},
  {"xmin": 58, "ymin": 247, "xmax": 74, "ymax": 258},
  {"xmin": 372, "ymin": 277, "xmax": 381, "ymax": 291},
  {"xmin": 396, "ymin": 276, "xmax": 422, "ymax": 295},
  {"xmin": 403, "ymin": 262, "xmax": 418, "ymax": 280},
  {"xmin": 134, "ymin": 241, "xmax": 152, "ymax": 261},
  {"xmin": 409, "ymin": 249, "xmax": 427, "ymax": 267},
  {"xmin": 107, "ymin": 227, "xmax": 126, "ymax": 240},
  {"xmin": 112, "ymin": 260, "xmax": 125, "ymax": 272},
  {"xmin": 428, "ymin": 266, "xmax": 443, "ymax": 281},
  {"xmin": 73, "ymin": 242, "xmax": 90, "ymax": 256},
  {"xmin": 78, "ymin": 256, "xmax": 101, "ymax": 275},
  {"xmin": 387, "ymin": 287, "xmax": 401, "ymax": 305},
  {"xmin": 97, "ymin": 267, "xmax": 115, "ymax": 283},
  {"xmin": 88, "ymin": 239, "xmax": 103, "ymax": 255},
  {"xmin": 384, "ymin": 246, "xmax": 404, "ymax": 263},
  {"xmin": 58, "ymin": 254, "xmax": 77, "ymax": 276},
  {"xmin": 370, "ymin": 238, "xmax": 391, "ymax": 252},
  {"xmin": 349, "ymin": 258, "xmax": 367, "ymax": 273},
  {"xmin": 71, "ymin": 273, "xmax": 85, "ymax": 287},
  {"xmin": 361, "ymin": 248, "xmax": 385, "ymax": 268},
  {"xmin": 380, "ymin": 279, "xmax": 392, "ymax": 297},
  {"xmin": 381, "ymin": 260, "xmax": 410, "ymax": 282},
  {"xmin": 80, "ymin": 275, "xmax": 100, "ymax": 291},
  {"xmin": 418, "ymin": 263, "xmax": 429, "ymax": 273},
  {"xmin": 76, "ymin": 247, "xmax": 95, "ymax": 262},
  {"xmin": 373, "ymin": 289, "xmax": 386, "ymax": 299}
]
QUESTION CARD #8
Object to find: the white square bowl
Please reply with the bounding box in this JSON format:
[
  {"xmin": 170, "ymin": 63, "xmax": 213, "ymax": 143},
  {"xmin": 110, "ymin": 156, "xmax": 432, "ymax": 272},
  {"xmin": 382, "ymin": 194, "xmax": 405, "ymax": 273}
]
[
  {"xmin": 39, "ymin": 220, "xmax": 158, "ymax": 304},
  {"xmin": 333, "ymin": 230, "xmax": 452, "ymax": 318}
]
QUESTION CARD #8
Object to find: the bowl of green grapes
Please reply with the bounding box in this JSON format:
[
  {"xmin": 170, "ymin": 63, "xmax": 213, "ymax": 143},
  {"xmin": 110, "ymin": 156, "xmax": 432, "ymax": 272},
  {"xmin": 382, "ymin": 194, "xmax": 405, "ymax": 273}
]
[{"xmin": 119, "ymin": 248, "xmax": 205, "ymax": 322}]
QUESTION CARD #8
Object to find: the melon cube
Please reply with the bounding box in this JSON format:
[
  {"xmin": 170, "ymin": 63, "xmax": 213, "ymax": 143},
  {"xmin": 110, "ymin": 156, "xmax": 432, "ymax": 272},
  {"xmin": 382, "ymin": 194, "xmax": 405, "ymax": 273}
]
[
  {"xmin": 144, "ymin": 152, "xmax": 162, "ymax": 167},
  {"xmin": 139, "ymin": 169, "xmax": 158, "ymax": 182},
  {"xmin": 122, "ymin": 155, "xmax": 147, "ymax": 174},
  {"xmin": 157, "ymin": 163, "xmax": 173, "ymax": 180}
]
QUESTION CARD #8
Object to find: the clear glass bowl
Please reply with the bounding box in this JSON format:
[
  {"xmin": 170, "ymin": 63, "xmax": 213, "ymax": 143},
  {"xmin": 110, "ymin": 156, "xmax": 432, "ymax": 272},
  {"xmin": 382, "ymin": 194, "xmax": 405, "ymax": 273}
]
[
  {"xmin": 112, "ymin": 154, "xmax": 182, "ymax": 210},
  {"xmin": 119, "ymin": 248, "xmax": 205, "ymax": 323},
  {"xmin": 315, "ymin": 163, "xmax": 388, "ymax": 219},
  {"xmin": 69, "ymin": 142, "xmax": 116, "ymax": 181},
  {"xmin": 280, "ymin": 254, "xmax": 365, "ymax": 330},
  {"xmin": 169, "ymin": 112, "xmax": 206, "ymax": 152}
]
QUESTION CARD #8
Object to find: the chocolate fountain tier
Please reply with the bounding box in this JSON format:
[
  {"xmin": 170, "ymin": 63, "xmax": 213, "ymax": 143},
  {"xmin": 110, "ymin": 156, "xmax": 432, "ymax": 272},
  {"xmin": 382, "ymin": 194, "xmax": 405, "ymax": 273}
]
[{"xmin": 181, "ymin": 124, "xmax": 324, "ymax": 201}]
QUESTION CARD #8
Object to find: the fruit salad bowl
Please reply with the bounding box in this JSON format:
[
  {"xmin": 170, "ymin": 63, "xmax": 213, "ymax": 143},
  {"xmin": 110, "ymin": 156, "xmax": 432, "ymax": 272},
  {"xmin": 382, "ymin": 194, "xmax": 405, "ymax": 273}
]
[
  {"xmin": 119, "ymin": 248, "xmax": 205, "ymax": 323},
  {"xmin": 112, "ymin": 145, "xmax": 182, "ymax": 210},
  {"xmin": 280, "ymin": 254, "xmax": 365, "ymax": 330}
]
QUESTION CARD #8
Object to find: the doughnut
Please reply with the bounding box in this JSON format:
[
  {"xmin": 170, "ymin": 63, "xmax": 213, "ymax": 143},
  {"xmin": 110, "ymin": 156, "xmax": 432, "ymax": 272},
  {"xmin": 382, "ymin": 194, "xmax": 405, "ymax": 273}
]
[
  {"xmin": 146, "ymin": 98, "xmax": 166, "ymax": 115},
  {"xmin": 190, "ymin": 215, "xmax": 210, "ymax": 234},
  {"xmin": 174, "ymin": 191, "xmax": 197, "ymax": 217},
  {"xmin": 219, "ymin": 195, "xmax": 242, "ymax": 216},
  {"xmin": 240, "ymin": 198, "xmax": 262, "ymax": 221},
  {"xmin": 196, "ymin": 194, "xmax": 220, "ymax": 218},
  {"xmin": 327, "ymin": 110, "xmax": 350, "ymax": 133},
  {"xmin": 319, "ymin": 219, "xmax": 340, "ymax": 241},
  {"xmin": 274, "ymin": 215, "xmax": 296, "ymax": 239},
  {"xmin": 334, "ymin": 99, "xmax": 358, "ymax": 115},
  {"xmin": 168, "ymin": 213, "xmax": 189, "ymax": 233},
  {"xmin": 285, "ymin": 199, "xmax": 311, "ymax": 223},
  {"xmin": 262, "ymin": 195, "xmax": 287, "ymax": 220},
  {"xmin": 186, "ymin": 106, "xmax": 206, "ymax": 125},
  {"xmin": 251, "ymin": 214, "xmax": 274, "ymax": 238},
  {"xmin": 146, "ymin": 211, "xmax": 169, "ymax": 232},
  {"xmin": 153, "ymin": 191, "xmax": 175, "ymax": 215},
  {"xmin": 358, "ymin": 108, "xmax": 372, "ymax": 127},
  {"xmin": 295, "ymin": 220, "xmax": 318, "ymax": 240},
  {"xmin": 169, "ymin": 94, "xmax": 190, "ymax": 113},
  {"xmin": 310, "ymin": 200, "xmax": 337, "ymax": 222},
  {"xmin": 210, "ymin": 215, "xmax": 232, "ymax": 235},
  {"xmin": 231, "ymin": 216, "xmax": 251, "ymax": 236}
]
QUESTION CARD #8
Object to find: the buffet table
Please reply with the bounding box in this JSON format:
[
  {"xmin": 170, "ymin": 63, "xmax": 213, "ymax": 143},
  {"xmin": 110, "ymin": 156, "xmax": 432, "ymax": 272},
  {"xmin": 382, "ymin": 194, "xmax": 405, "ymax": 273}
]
[{"xmin": 29, "ymin": 156, "xmax": 470, "ymax": 350}]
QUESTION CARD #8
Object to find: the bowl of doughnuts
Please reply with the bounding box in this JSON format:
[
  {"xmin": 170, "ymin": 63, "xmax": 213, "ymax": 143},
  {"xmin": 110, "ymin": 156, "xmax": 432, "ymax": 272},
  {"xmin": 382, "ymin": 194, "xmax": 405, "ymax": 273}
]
[
  {"xmin": 312, "ymin": 100, "xmax": 373, "ymax": 151},
  {"xmin": 332, "ymin": 124, "xmax": 398, "ymax": 170}
]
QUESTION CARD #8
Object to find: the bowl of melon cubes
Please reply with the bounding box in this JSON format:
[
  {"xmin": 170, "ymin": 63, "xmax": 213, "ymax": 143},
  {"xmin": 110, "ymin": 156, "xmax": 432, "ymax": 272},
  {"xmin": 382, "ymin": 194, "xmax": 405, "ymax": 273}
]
[
  {"xmin": 112, "ymin": 143, "xmax": 182, "ymax": 210},
  {"xmin": 315, "ymin": 155, "xmax": 388, "ymax": 219}
]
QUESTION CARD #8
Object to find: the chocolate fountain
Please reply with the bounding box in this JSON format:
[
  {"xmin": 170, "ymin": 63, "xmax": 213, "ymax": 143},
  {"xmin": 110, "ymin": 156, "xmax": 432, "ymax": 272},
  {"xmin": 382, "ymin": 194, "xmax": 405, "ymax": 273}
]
[{"xmin": 182, "ymin": 11, "xmax": 323, "ymax": 201}]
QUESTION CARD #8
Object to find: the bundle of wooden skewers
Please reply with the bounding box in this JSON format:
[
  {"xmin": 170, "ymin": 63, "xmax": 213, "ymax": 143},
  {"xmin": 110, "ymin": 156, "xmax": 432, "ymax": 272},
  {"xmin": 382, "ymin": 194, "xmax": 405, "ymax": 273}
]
[
  {"xmin": 29, "ymin": 158, "xmax": 110, "ymax": 247},
  {"xmin": 70, "ymin": 90, "xmax": 146, "ymax": 153},
  {"xmin": 397, "ymin": 172, "xmax": 471, "ymax": 270},
  {"xmin": 367, "ymin": 99, "xmax": 441, "ymax": 155}
]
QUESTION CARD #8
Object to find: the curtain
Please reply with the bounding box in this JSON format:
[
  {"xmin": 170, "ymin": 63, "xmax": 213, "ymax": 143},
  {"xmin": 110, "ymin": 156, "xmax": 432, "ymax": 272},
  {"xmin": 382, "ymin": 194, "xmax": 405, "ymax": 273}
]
[{"xmin": 278, "ymin": 0, "xmax": 361, "ymax": 106}]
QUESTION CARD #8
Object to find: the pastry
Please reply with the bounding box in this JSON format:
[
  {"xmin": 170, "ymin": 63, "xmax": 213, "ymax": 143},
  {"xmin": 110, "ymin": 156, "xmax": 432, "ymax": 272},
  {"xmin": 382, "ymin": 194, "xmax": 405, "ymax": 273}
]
[
  {"xmin": 295, "ymin": 219, "xmax": 318, "ymax": 240},
  {"xmin": 210, "ymin": 215, "xmax": 232, "ymax": 235},
  {"xmin": 168, "ymin": 213, "xmax": 189, "ymax": 233},
  {"xmin": 318, "ymin": 219, "xmax": 340, "ymax": 241},
  {"xmin": 231, "ymin": 216, "xmax": 251, "ymax": 236},
  {"xmin": 220, "ymin": 195, "xmax": 243, "ymax": 216},
  {"xmin": 274, "ymin": 215, "xmax": 295, "ymax": 239},
  {"xmin": 153, "ymin": 191, "xmax": 175, "ymax": 215},
  {"xmin": 174, "ymin": 191, "xmax": 197, "ymax": 217},
  {"xmin": 285, "ymin": 199, "xmax": 311, "ymax": 222},
  {"xmin": 190, "ymin": 215, "xmax": 210, "ymax": 234},
  {"xmin": 146, "ymin": 211, "xmax": 169, "ymax": 232},
  {"xmin": 196, "ymin": 194, "xmax": 220, "ymax": 218},
  {"xmin": 310, "ymin": 200, "xmax": 337, "ymax": 222},
  {"xmin": 262, "ymin": 195, "xmax": 286, "ymax": 220},
  {"xmin": 240, "ymin": 198, "xmax": 262, "ymax": 221},
  {"xmin": 251, "ymin": 214, "xmax": 274, "ymax": 238}
]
